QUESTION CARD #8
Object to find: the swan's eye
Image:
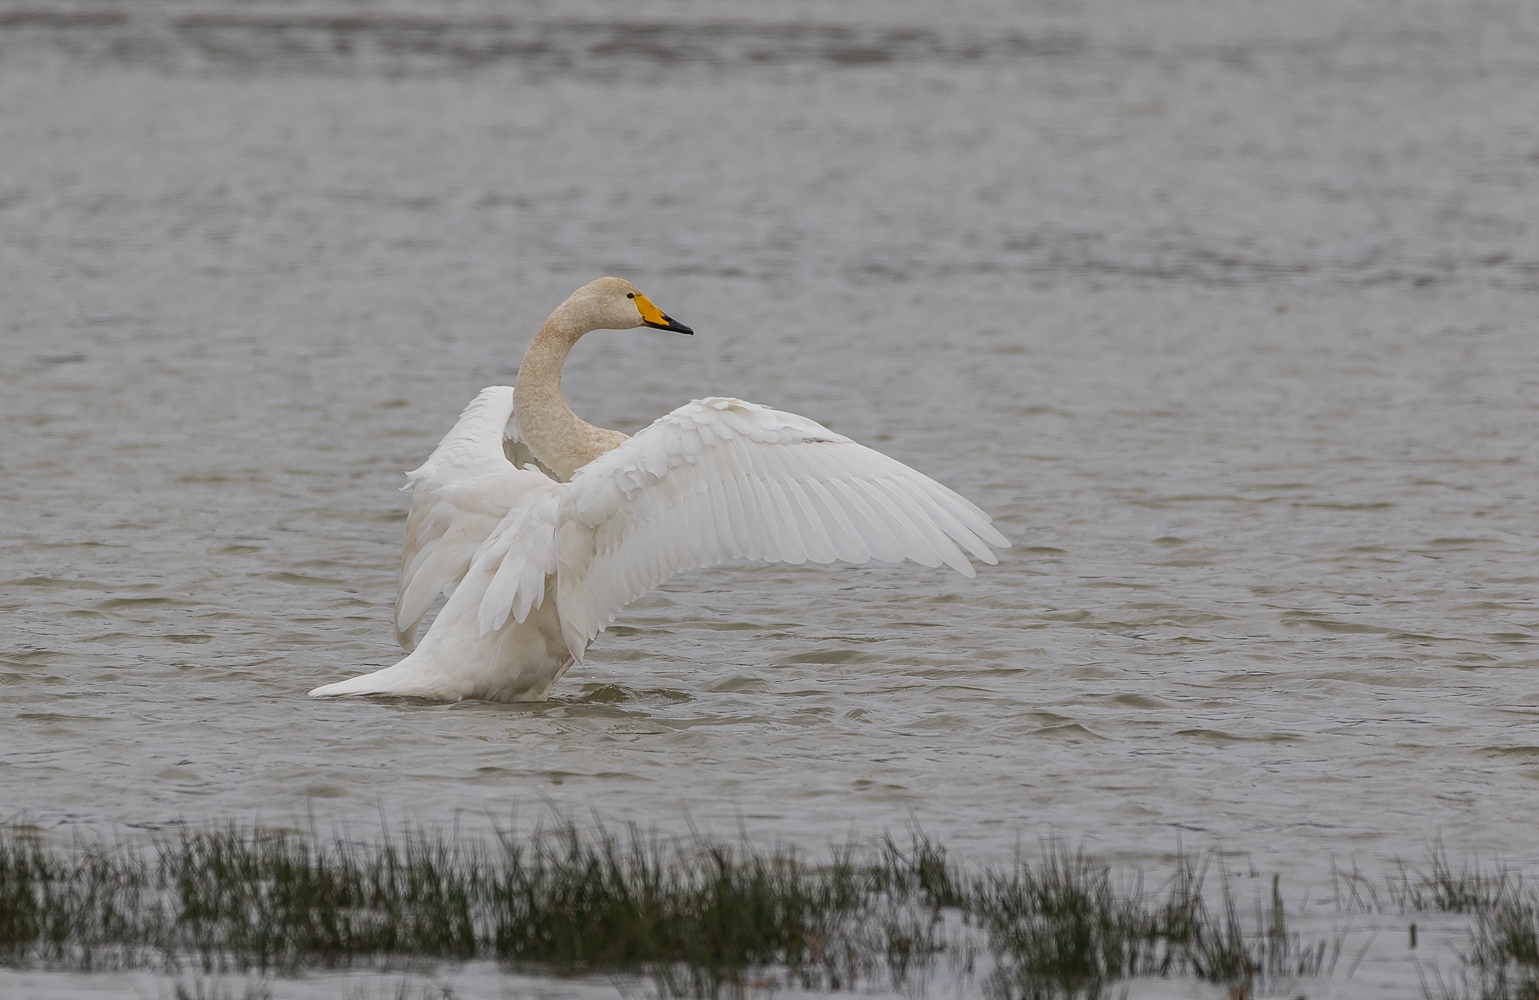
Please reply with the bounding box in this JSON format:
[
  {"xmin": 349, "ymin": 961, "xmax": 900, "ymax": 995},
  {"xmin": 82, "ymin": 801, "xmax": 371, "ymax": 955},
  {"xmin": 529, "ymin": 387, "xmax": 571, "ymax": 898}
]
[{"xmin": 626, "ymin": 292, "xmax": 635, "ymax": 299}]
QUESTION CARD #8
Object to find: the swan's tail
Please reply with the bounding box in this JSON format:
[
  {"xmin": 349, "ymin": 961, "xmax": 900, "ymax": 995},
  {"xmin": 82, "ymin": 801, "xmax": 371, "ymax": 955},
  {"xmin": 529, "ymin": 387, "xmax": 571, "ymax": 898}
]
[
  {"xmin": 308, "ymin": 656, "xmax": 446, "ymax": 699},
  {"xmin": 308, "ymin": 598, "xmax": 572, "ymax": 703}
]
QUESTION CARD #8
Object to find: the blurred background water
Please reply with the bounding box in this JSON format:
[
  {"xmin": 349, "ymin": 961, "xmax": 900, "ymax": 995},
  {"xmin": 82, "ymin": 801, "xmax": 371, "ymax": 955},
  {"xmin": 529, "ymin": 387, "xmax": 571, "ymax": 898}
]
[{"xmin": 0, "ymin": 0, "xmax": 1537, "ymax": 994}]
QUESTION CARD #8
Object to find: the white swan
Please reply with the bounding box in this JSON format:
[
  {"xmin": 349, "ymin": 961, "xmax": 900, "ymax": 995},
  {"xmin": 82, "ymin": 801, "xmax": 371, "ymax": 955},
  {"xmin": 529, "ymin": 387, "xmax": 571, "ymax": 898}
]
[{"xmin": 309, "ymin": 278, "xmax": 1009, "ymax": 702}]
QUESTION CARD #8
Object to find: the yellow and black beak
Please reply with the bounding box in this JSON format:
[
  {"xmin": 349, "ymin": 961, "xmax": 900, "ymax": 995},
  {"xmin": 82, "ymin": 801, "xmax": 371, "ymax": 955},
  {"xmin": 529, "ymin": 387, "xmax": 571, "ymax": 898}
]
[{"xmin": 632, "ymin": 293, "xmax": 693, "ymax": 335}]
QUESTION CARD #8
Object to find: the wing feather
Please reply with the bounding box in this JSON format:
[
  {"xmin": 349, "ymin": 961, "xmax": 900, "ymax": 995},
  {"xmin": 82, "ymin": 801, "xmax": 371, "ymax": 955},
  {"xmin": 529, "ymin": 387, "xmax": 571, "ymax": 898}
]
[
  {"xmin": 889, "ymin": 474, "xmax": 1001, "ymax": 564},
  {"xmin": 706, "ymin": 477, "xmax": 737, "ymax": 557},
  {"xmin": 554, "ymin": 397, "xmax": 1009, "ymax": 658},
  {"xmin": 850, "ymin": 478, "xmax": 947, "ymax": 568},
  {"xmin": 722, "ymin": 475, "xmax": 759, "ymax": 560},
  {"xmin": 394, "ymin": 386, "xmax": 557, "ymax": 650},
  {"xmin": 826, "ymin": 478, "xmax": 907, "ymax": 562},
  {"xmin": 764, "ymin": 478, "xmax": 808, "ymax": 565},
  {"xmin": 874, "ymin": 477, "xmax": 973, "ymax": 575},
  {"xmin": 804, "ymin": 477, "xmax": 870, "ymax": 563},
  {"xmin": 782, "ymin": 478, "xmax": 837, "ymax": 564},
  {"xmin": 473, "ymin": 481, "xmax": 563, "ymax": 636},
  {"xmin": 746, "ymin": 473, "xmax": 785, "ymax": 563}
]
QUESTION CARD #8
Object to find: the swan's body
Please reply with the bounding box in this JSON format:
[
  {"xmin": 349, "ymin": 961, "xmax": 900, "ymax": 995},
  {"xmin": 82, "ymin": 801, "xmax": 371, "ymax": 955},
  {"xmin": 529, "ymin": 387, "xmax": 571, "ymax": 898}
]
[{"xmin": 310, "ymin": 278, "xmax": 1009, "ymax": 702}]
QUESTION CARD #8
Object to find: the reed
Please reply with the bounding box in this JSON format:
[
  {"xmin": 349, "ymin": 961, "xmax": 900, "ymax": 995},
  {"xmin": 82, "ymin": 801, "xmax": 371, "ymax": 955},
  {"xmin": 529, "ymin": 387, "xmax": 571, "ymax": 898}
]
[
  {"xmin": 1330, "ymin": 849, "xmax": 1539, "ymax": 1000},
  {"xmin": 977, "ymin": 847, "xmax": 1331, "ymax": 999},
  {"xmin": 0, "ymin": 820, "xmax": 1477, "ymax": 997},
  {"xmin": 1333, "ymin": 846, "xmax": 1522, "ymax": 917},
  {"xmin": 1450, "ymin": 891, "xmax": 1539, "ymax": 1000}
]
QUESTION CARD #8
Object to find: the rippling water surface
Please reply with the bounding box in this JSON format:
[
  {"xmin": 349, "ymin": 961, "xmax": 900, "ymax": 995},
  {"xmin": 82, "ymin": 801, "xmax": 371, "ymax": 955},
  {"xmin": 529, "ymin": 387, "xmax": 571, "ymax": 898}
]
[{"xmin": 1, "ymin": 0, "xmax": 1537, "ymax": 994}]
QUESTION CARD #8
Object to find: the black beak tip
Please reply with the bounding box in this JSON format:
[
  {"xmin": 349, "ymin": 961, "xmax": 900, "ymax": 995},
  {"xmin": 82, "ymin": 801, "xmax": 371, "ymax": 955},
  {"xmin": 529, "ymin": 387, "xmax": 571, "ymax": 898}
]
[{"xmin": 647, "ymin": 317, "xmax": 694, "ymax": 335}]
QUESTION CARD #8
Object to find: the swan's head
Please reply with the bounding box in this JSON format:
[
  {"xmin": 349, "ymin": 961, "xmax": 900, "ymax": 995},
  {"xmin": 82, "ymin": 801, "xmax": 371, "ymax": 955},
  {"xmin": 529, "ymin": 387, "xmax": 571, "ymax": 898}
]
[{"xmin": 567, "ymin": 276, "xmax": 693, "ymax": 335}]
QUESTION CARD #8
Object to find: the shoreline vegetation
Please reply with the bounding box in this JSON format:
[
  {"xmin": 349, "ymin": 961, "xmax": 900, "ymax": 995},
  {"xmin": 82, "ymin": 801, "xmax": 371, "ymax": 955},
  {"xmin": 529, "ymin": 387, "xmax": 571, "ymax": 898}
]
[{"xmin": 1, "ymin": 821, "xmax": 1535, "ymax": 999}]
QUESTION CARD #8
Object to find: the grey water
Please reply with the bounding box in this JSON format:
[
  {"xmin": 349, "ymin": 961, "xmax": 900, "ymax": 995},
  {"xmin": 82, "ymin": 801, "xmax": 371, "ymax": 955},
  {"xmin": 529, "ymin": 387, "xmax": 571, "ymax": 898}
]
[{"xmin": 1, "ymin": 0, "xmax": 1537, "ymax": 995}]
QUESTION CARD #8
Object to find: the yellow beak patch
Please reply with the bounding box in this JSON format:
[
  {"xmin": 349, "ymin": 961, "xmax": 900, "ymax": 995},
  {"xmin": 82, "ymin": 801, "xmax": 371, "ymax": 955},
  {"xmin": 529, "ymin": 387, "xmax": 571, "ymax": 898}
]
[
  {"xmin": 632, "ymin": 294, "xmax": 669, "ymax": 327},
  {"xmin": 632, "ymin": 293, "xmax": 694, "ymax": 334}
]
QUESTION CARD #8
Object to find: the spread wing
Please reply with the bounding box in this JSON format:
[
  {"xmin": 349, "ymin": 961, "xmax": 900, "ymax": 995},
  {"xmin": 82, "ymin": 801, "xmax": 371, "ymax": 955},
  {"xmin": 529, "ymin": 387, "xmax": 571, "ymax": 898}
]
[
  {"xmin": 395, "ymin": 386, "xmax": 554, "ymax": 650},
  {"xmin": 554, "ymin": 397, "xmax": 1009, "ymax": 659}
]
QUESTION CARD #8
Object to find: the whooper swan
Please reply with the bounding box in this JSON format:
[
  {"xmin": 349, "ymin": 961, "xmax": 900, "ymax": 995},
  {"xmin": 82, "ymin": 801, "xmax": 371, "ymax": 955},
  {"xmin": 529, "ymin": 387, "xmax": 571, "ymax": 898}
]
[{"xmin": 309, "ymin": 278, "xmax": 1009, "ymax": 702}]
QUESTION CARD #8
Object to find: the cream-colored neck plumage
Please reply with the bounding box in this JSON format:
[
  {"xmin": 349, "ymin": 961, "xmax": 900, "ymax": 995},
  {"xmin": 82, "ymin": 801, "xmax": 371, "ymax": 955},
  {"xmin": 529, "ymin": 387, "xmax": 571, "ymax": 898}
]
[{"xmin": 513, "ymin": 294, "xmax": 630, "ymax": 482}]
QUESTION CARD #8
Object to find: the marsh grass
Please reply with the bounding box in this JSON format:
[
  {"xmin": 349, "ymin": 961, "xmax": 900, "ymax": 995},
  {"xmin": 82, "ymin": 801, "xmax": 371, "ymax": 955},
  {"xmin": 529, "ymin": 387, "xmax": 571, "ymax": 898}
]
[
  {"xmin": 1443, "ymin": 883, "xmax": 1539, "ymax": 1000},
  {"xmin": 0, "ymin": 826, "xmax": 163, "ymax": 970},
  {"xmin": 978, "ymin": 849, "xmax": 1333, "ymax": 1000},
  {"xmin": 1330, "ymin": 848, "xmax": 1539, "ymax": 1000},
  {"xmin": 0, "ymin": 820, "xmax": 1435, "ymax": 997},
  {"xmin": 1333, "ymin": 846, "xmax": 1521, "ymax": 917}
]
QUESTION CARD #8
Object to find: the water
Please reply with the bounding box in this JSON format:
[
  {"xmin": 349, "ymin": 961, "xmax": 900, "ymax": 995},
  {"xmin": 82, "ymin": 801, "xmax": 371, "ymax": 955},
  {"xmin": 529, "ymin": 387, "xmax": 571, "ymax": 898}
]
[{"xmin": 1, "ymin": 0, "xmax": 1537, "ymax": 994}]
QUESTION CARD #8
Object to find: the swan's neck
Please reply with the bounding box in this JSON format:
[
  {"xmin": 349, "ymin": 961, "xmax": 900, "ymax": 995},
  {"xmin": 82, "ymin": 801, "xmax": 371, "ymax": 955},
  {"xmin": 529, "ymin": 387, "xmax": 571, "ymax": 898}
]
[{"xmin": 513, "ymin": 305, "xmax": 627, "ymax": 482}]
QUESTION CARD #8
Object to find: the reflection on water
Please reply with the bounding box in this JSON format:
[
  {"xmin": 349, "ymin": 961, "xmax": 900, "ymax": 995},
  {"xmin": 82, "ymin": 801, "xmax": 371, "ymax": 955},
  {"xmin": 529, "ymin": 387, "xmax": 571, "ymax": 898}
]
[{"xmin": 0, "ymin": 0, "xmax": 1537, "ymax": 993}]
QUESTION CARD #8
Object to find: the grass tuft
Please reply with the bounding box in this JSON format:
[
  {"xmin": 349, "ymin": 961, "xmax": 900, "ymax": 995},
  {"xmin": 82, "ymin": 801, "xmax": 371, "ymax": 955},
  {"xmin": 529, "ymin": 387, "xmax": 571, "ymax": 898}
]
[
  {"xmin": 1329, "ymin": 847, "xmax": 1539, "ymax": 1000},
  {"xmin": 977, "ymin": 847, "xmax": 1328, "ymax": 999},
  {"xmin": 1446, "ymin": 894, "xmax": 1539, "ymax": 1000},
  {"xmin": 11, "ymin": 820, "xmax": 1497, "ymax": 997}
]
